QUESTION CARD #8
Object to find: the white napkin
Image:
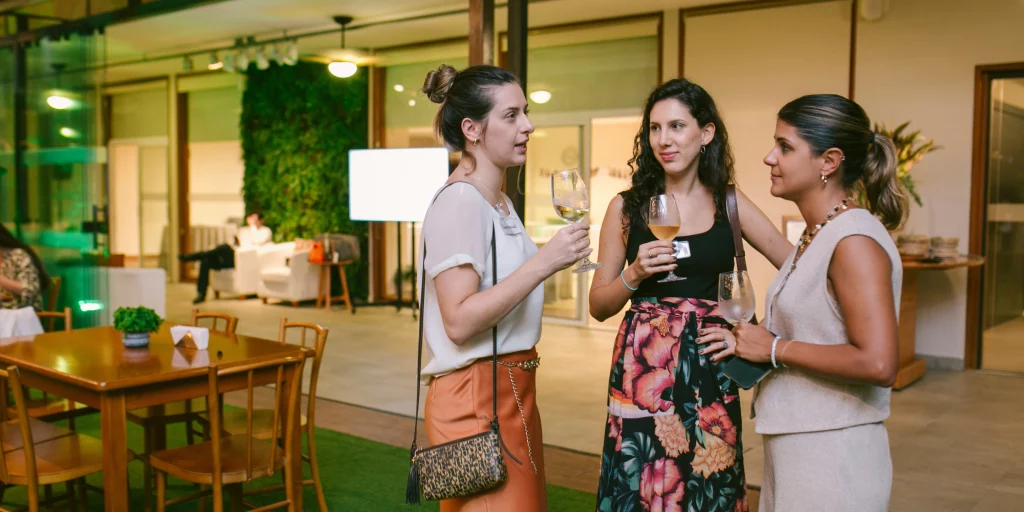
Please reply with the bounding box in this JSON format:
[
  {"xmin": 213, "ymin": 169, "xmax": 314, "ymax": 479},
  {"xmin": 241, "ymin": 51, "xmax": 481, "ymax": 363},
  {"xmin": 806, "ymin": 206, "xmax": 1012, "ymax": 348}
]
[
  {"xmin": 170, "ymin": 325, "xmax": 209, "ymax": 350},
  {"xmin": 171, "ymin": 347, "xmax": 211, "ymax": 368}
]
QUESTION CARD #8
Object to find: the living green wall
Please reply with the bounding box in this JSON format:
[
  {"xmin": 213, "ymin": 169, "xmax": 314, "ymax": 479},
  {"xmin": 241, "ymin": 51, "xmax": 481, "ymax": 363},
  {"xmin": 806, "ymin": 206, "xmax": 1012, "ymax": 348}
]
[{"xmin": 241, "ymin": 61, "xmax": 369, "ymax": 300}]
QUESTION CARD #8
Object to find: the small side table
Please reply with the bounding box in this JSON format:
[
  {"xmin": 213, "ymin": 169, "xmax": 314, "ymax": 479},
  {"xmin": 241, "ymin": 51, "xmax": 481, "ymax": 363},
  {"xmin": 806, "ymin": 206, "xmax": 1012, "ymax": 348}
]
[
  {"xmin": 894, "ymin": 254, "xmax": 985, "ymax": 390},
  {"xmin": 314, "ymin": 260, "xmax": 354, "ymax": 313}
]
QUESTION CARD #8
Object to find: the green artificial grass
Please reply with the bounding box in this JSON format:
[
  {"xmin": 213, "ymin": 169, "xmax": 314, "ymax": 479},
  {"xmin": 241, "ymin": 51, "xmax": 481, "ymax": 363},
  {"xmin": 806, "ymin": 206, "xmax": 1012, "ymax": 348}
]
[{"xmin": 0, "ymin": 412, "xmax": 596, "ymax": 510}]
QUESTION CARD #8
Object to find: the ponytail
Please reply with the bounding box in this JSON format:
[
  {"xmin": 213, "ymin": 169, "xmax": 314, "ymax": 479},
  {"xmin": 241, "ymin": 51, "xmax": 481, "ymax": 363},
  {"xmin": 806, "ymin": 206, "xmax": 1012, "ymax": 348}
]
[
  {"xmin": 778, "ymin": 94, "xmax": 909, "ymax": 230},
  {"xmin": 862, "ymin": 134, "xmax": 908, "ymax": 230}
]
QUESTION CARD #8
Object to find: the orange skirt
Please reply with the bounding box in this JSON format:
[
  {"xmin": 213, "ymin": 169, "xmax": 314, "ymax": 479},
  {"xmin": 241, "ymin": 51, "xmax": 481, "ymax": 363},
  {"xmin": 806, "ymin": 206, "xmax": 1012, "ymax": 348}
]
[{"xmin": 424, "ymin": 348, "xmax": 547, "ymax": 512}]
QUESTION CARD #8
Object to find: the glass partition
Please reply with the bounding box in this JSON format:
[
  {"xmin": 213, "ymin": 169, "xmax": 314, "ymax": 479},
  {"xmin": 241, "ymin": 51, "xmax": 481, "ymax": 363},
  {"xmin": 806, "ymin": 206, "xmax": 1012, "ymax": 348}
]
[{"xmin": 1, "ymin": 32, "xmax": 110, "ymax": 326}]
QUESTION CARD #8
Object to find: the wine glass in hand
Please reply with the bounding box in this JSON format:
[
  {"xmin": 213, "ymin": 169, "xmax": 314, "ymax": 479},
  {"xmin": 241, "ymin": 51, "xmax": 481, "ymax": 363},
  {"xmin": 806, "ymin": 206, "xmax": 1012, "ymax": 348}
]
[
  {"xmin": 718, "ymin": 271, "xmax": 756, "ymax": 325},
  {"xmin": 648, "ymin": 194, "xmax": 684, "ymax": 283},
  {"xmin": 551, "ymin": 169, "xmax": 601, "ymax": 273}
]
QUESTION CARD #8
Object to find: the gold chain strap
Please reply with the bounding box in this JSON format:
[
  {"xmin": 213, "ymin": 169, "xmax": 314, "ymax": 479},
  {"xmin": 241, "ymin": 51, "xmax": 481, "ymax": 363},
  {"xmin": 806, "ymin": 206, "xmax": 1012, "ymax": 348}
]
[{"xmin": 497, "ymin": 358, "xmax": 540, "ymax": 474}]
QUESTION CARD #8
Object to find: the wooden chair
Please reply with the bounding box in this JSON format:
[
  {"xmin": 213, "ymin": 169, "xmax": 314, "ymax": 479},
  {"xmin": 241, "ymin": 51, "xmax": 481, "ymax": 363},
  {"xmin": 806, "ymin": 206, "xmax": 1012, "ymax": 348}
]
[
  {"xmin": 34, "ymin": 308, "xmax": 70, "ymax": 333},
  {"xmin": 0, "ymin": 365, "xmax": 104, "ymax": 511},
  {"xmin": 11, "ymin": 309, "xmax": 94, "ymax": 429},
  {"xmin": 128, "ymin": 309, "xmax": 239, "ymax": 512},
  {"xmin": 43, "ymin": 278, "xmax": 61, "ymax": 332},
  {"xmin": 150, "ymin": 356, "xmax": 305, "ymax": 512},
  {"xmin": 221, "ymin": 318, "xmax": 330, "ymax": 511},
  {"xmin": 190, "ymin": 309, "xmax": 239, "ymax": 335}
]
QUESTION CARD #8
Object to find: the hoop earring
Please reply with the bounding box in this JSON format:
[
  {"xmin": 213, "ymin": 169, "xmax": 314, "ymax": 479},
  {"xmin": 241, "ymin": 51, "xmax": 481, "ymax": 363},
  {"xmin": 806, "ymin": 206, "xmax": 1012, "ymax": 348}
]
[
  {"xmin": 700, "ymin": 144, "xmax": 706, "ymax": 154},
  {"xmin": 821, "ymin": 172, "xmax": 828, "ymax": 187}
]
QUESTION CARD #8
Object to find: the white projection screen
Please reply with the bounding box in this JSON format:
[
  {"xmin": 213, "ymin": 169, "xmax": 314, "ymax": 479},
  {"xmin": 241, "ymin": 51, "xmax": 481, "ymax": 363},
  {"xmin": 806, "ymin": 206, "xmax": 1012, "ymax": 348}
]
[{"xmin": 348, "ymin": 147, "xmax": 450, "ymax": 223}]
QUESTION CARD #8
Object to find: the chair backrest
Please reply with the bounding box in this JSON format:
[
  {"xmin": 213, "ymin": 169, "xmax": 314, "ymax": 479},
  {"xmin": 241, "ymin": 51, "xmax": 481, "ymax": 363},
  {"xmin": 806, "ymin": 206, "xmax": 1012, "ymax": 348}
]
[
  {"xmin": 46, "ymin": 277, "xmax": 61, "ymax": 312},
  {"xmin": 277, "ymin": 318, "xmax": 328, "ymax": 425},
  {"xmin": 206, "ymin": 356, "xmax": 304, "ymax": 490},
  {"xmin": 36, "ymin": 308, "xmax": 71, "ymax": 333},
  {"xmin": 0, "ymin": 366, "xmax": 41, "ymax": 504},
  {"xmin": 190, "ymin": 309, "xmax": 239, "ymax": 334}
]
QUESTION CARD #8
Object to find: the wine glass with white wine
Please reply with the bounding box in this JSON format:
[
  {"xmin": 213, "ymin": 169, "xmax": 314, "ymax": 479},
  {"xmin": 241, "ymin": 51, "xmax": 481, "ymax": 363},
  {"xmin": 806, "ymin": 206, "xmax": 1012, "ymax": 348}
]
[
  {"xmin": 551, "ymin": 169, "xmax": 601, "ymax": 273},
  {"xmin": 648, "ymin": 194, "xmax": 684, "ymax": 283},
  {"xmin": 718, "ymin": 271, "xmax": 756, "ymax": 325}
]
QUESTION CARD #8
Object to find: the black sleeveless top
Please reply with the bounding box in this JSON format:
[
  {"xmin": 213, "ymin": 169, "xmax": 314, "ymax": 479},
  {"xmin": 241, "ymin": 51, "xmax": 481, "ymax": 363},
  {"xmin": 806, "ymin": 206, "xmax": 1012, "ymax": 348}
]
[{"xmin": 624, "ymin": 205, "xmax": 736, "ymax": 301}]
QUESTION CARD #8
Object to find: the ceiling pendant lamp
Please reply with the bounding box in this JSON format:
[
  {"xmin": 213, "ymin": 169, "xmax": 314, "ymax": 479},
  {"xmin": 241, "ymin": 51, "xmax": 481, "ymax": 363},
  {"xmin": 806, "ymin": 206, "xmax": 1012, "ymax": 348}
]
[{"xmin": 328, "ymin": 15, "xmax": 357, "ymax": 78}]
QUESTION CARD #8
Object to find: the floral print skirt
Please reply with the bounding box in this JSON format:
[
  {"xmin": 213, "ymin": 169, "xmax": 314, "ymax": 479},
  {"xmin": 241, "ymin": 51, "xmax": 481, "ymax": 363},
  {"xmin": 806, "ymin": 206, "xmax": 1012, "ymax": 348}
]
[{"xmin": 596, "ymin": 297, "xmax": 748, "ymax": 512}]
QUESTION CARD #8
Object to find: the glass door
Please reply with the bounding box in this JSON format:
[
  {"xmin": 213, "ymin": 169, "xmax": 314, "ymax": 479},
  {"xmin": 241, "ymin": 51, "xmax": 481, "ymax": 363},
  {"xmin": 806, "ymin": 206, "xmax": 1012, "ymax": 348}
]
[
  {"xmin": 588, "ymin": 116, "xmax": 642, "ymax": 330},
  {"xmin": 981, "ymin": 76, "xmax": 1024, "ymax": 373},
  {"xmin": 108, "ymin": 137, "xmax": 170, "ymax": 274},
  {"xmin": 524, "ymin": 125, "xmax": 586, "ymax": 322}
]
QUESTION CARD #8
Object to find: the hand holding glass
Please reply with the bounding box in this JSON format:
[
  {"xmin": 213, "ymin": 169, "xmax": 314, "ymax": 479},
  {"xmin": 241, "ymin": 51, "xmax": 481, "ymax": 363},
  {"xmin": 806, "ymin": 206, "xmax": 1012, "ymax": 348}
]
[
  {"xmin": 648, "ymin": 194, "xmax": 684, "ymax": 283},
  {"xmin": 718, "ymin": 271, "xmax": 756, "ymax": 324},
  {"xmin": 551, "ymin": 169, "xmax": 601, "ymax": 273}
]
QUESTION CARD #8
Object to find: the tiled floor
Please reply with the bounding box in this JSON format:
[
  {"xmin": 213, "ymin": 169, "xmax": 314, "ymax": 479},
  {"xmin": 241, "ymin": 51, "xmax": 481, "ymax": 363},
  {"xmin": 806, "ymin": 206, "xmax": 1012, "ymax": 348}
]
[
  {"xmin": 982, "ymin": 316, "xmax": 1024, "ymax": 373},
  {"xmin": 172, "ymin": 283, "xmax": 1024, "ymax": 511}
]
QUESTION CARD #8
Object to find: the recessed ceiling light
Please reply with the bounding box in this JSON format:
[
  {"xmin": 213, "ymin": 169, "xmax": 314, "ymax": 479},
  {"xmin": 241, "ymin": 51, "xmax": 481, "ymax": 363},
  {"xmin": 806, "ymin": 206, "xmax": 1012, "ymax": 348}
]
[
  {"xmin": 529, "ymin": 90, "xmax": 552, "ymax": 104},
  {"xmin": 408, "ymin": 99, "xmax": 416, "ymax": 107},
  {"xmin": 46, "ymin": 95, "xmax": 73, "ymax": 110},
  {"xmin": 394, "ymin": 84, "xmax": 405, "ymax": 92}
]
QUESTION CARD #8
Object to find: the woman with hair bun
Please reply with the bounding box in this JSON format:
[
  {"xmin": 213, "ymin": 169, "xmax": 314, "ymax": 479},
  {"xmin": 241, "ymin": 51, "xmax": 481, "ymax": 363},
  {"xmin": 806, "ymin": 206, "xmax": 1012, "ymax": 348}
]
[
  {"xmin": 412, "ymin": 64, "xmax": 592, "ymax": 511},
  {"xmin": 700, "ymin": 94, "xmax": 907, "ymax": 511}
]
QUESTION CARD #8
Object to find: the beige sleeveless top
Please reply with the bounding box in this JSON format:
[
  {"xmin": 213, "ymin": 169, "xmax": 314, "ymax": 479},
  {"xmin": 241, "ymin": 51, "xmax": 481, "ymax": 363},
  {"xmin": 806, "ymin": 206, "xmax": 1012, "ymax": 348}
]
[{"xmin": 753, "ymin": 209, "xmax": 902, "ymax": 435}]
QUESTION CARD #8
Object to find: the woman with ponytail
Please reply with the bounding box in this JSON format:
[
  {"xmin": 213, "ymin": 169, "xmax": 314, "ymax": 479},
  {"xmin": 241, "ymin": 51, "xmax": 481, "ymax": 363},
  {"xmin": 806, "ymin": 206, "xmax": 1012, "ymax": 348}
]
[{"xmin": 699, "ymin": 94, "xmax": 907, "ymax": 511}]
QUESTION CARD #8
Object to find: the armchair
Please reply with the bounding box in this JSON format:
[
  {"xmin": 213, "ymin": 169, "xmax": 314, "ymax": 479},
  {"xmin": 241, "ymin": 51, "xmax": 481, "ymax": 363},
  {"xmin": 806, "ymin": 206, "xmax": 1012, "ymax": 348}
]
[
  {"xmin": 210, "ymin": 246, "xmax": 262, "ymax": 299},
  {"xmin": 257, "ymin": 242, "xmax": 320, "ymax": 307}
]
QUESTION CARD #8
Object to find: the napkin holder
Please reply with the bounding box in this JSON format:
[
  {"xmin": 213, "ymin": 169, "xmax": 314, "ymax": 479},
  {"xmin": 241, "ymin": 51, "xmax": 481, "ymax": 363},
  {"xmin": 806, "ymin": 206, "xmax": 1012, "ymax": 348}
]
[
  {"xmin": 180, "ymin": 332, "xmax": 199, "ymax": 350},
  {"xmin": 170, "ymin": 325, "xmax": 209, "ymax": 350}
]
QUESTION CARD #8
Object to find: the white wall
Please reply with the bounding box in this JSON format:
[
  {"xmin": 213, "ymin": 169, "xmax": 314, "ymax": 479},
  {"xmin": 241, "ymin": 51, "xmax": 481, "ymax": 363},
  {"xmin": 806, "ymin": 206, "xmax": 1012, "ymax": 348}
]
[
  {"xmin": 680, "ymin": 0, "xmax": 1024, "ymax": 363},
  {"xmin": 188, "ymin": 141, "xmax": 245, "ymax": 226},
  {"xmin": 855, "ymin": 0, "xmax": 1024, "ymax": 361},
  {"xmin": 683, "ymin": 1, "xmax": 851, "ymax": 319}
]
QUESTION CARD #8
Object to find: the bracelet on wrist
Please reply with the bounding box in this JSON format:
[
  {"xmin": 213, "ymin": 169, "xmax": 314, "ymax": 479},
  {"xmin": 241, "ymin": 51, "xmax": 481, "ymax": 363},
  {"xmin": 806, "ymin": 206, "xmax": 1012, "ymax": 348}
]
[
  {"xmin": 778, "ymin": 339, "xmax": 791, "ymax": 368},
  {"xmin": 620, "ymin": 269, "xmax": 638, "ymax": 291},
  {"xmin": 770, "ymin": 332, "xmax": 782, "ymax": 369}
]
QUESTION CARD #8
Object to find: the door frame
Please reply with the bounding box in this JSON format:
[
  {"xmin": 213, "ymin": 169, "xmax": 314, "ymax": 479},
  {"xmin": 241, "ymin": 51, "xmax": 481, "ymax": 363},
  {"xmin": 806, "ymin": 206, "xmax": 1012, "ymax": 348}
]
[
  {"xmin": 529, "ymin": 108, "xmax": 640, "ymax": 327},
  {"xmin": 107, "ymin": 136, "xmax": 170, "ymax": 269},
  {"xmin": 966, "ymin": 61, "xmax": 1024, "ymax": 369}
]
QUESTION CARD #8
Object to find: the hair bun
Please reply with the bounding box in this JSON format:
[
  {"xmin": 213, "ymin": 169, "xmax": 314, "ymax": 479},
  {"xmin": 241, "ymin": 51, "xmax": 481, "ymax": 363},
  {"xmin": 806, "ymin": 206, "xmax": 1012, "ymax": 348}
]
[{"xmin": 422, "ymin": 64, "xmax": 458, "ymax": 104}]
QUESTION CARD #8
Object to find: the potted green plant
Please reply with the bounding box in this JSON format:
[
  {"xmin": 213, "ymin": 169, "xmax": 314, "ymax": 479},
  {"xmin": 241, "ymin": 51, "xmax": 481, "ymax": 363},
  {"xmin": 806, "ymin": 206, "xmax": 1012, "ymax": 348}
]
[
  {"xmin": 113, "ymin": 306, "xmax": 163, "ymax": 348},
  {"xmin": 862, "ymin": 121, "xmax": 941, "ymax": 209}
]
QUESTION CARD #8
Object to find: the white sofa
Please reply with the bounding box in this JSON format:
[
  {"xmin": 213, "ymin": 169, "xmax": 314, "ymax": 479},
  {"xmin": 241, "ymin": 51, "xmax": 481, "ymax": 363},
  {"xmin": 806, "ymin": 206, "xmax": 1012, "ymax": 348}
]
[
  {"xmin": 256, "ymin": 242, "xmax": 320, "ymax": 306},
  {"xmin": 210, "ymin": 246, "xmax": 262, "ymax": 299}
]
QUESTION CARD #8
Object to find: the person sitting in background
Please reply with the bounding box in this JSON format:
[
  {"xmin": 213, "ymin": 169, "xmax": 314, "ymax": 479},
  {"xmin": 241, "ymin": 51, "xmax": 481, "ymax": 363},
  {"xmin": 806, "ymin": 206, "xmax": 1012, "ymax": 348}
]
[
  {"xmin": 179, "ymin": 211, "xmax": 272, "ymax": 304},
  {"xmin": 0, "ymin": 223, "xmax": 49, "ymax": 311}
]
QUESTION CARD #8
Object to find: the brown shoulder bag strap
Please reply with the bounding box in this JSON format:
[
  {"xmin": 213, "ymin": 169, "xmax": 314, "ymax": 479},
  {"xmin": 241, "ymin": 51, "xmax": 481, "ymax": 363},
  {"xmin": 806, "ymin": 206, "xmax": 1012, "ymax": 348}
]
[
  {"xmin": 725, "ymin": 184, "xmax": 758, "ymax": 325},
  {"xmin": 725, "ymin": 184, "xmax": 747, "ymax": 272}
]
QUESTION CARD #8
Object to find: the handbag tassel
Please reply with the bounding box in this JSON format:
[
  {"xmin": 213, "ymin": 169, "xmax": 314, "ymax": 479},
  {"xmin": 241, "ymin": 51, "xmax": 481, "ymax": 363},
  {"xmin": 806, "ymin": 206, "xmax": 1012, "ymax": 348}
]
[{"xmin": 406, "ymin": 444, "xmax": 421, "ymax": 505}]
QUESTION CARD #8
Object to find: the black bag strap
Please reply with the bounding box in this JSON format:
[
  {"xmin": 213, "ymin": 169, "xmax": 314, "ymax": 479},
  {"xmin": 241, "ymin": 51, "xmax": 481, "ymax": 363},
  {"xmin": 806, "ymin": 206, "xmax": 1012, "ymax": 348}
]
[
  {"xmin": 410, "ymin": 182, "xmax": 501, "ymax": 456},
  {"xmin": 725, "ymin": 184, "xmax": 759, "ymax": 325}
]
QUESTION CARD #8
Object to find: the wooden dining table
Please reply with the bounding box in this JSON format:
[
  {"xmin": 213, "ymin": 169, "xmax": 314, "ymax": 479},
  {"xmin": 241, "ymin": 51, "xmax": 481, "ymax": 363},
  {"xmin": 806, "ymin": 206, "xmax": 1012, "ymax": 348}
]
[{"xmin": 0, "ymin": 323, "xmax": 309, "ymax": 511}]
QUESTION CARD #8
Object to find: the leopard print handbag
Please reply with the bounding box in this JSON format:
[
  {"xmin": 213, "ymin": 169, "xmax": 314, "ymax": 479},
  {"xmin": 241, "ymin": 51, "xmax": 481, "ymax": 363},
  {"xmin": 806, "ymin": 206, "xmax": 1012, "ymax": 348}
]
[{"xmin": 405, "ymin": 185, "xmax": 519, "ymax": 504}]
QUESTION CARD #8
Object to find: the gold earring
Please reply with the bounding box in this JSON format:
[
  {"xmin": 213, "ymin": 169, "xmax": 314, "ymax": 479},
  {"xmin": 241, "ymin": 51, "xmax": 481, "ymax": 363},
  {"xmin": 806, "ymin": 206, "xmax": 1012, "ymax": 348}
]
[
  {"xmin": 473, "ymin": 139, "xmax": 479, "ymax": 147},
  {"xmin": 821, "ymin": 172, "xmax": 828, "ymax": 187}
]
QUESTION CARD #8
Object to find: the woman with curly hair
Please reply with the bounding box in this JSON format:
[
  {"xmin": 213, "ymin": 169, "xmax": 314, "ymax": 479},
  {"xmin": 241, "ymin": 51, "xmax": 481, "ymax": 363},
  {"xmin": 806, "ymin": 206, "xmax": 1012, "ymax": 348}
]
[
  {"xmin": 0, "ymin": 223, "xmax": 49, "ymax": 311},
  {"xmin": 588, "ymin": 79, "xmax": 792, "ymax": 512}
]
